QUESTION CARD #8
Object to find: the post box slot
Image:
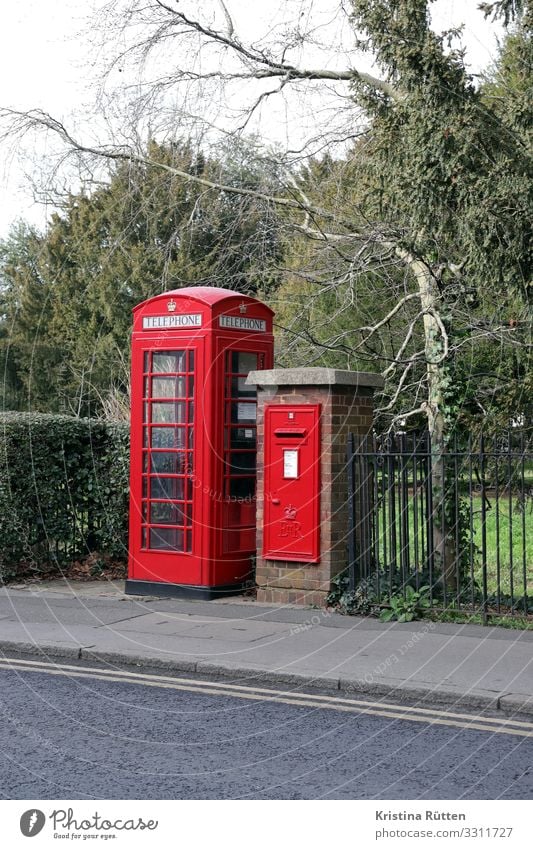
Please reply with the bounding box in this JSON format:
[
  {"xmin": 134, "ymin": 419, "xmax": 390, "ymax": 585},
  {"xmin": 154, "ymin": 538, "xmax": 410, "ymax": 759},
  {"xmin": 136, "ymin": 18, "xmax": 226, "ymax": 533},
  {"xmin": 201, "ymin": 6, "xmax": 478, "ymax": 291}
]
[{"xmin": 274, "ymin": 427, "xmax": 307, "ymax": 438}]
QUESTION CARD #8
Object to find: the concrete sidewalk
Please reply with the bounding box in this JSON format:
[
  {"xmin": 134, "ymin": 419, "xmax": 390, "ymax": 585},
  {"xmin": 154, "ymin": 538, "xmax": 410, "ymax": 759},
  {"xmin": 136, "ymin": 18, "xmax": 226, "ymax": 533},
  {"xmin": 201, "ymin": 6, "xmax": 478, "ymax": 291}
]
[{"xmin": 0, "ymin": 579, "xmax": 532, "ymax": 717}]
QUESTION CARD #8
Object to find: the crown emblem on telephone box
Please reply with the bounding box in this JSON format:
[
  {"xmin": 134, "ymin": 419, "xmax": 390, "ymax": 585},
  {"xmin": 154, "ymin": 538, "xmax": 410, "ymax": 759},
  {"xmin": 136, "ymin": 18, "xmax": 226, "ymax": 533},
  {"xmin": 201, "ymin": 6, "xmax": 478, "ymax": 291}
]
[{"xmin": 167, "ymin": 299, "xmax": 177, "ymax": 313}]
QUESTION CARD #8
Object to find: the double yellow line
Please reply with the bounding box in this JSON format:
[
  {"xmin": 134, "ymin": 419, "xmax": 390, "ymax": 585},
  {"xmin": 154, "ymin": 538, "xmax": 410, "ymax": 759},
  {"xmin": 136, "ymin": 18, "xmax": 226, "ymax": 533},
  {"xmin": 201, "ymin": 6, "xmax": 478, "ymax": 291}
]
[{"xmin": 0, "ymin": 656, "xmax": 532, "ymax": 738}]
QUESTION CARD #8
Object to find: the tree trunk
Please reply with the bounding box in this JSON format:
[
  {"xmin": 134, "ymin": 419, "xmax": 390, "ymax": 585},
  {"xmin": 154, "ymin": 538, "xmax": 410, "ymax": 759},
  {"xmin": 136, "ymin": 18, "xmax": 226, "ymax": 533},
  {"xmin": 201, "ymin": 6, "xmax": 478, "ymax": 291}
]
[{"xmin": 410, "ymin": 258, "xmax": 458, "ymax": 592}]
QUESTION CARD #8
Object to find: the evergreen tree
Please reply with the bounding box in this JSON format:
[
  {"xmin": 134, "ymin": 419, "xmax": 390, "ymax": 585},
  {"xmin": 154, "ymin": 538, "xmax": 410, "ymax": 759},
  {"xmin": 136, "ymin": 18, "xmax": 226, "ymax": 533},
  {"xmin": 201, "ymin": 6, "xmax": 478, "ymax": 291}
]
[{"xmin": 0, "ymin": 140, "xmax": 283, "ymax": 415}]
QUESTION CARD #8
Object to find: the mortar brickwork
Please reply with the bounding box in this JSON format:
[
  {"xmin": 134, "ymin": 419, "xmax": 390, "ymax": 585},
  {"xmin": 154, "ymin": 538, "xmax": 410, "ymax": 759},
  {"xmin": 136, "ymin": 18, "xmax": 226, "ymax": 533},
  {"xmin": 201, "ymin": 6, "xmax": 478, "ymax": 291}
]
[{"xmin": 248, "ymin": 370, "xmax": 382, "ymax": 606}]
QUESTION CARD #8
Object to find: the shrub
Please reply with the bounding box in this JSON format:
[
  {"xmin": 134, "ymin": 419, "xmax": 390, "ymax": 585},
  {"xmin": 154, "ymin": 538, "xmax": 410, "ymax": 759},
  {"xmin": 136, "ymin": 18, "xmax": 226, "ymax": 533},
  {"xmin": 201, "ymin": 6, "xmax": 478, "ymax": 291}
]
[{"xmin": 0, "ymin": 413, "xmax": 129, "ymax": 581}]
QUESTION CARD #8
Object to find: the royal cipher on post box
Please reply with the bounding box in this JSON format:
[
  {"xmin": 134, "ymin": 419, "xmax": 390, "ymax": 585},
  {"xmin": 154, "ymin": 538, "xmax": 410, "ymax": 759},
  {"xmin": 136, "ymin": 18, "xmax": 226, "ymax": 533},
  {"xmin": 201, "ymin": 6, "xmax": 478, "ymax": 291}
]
[{"xmin": 126, "ymin": 286, "xmax": 274, "ymax": 599}]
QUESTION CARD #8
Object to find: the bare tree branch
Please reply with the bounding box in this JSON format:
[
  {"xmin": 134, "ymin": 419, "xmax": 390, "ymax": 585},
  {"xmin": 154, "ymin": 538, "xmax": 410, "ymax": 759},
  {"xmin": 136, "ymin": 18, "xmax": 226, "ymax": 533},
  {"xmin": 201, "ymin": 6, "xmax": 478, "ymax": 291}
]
[
  {"xmin": 217, "ymin": 0, "xmax": 235, "ymax": 39},
  {"xmin": 153, "ymin": 0, "xmax": 401, "ymax": 100},
  {"xmin": 356, "ymin": 292, "xmax": 421, "ymax": 339},
  {"xmin": 376, "ymin": 360, "xmax": 415, "ymax": 412},
  {"xmin": 382, "ymin": 312, "xmax": 422, "ymax": 377},
  {"xmin": 386, "ymin": 405, "xmax": 428, "ymax": 432}
]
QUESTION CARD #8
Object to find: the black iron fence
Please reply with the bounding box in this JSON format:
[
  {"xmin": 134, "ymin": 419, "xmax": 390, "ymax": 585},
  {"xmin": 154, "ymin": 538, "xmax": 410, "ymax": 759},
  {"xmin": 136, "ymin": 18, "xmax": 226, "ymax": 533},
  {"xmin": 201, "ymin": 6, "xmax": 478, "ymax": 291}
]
[{"xmin": 347, "ymin": 431, "xmax": 533, "ymax": 620}]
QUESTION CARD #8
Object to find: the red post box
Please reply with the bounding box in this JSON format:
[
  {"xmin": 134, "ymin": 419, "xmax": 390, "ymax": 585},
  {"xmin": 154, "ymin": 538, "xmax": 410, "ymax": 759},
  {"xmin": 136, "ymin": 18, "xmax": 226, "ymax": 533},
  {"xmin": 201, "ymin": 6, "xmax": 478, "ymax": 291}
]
[
  {"xmin": 263, "ymin": 404, "xmax": 321, "ymax": 563},
  {"xmin": 126, "ymin": 286, "xmax": 274, "ymax": 599}
]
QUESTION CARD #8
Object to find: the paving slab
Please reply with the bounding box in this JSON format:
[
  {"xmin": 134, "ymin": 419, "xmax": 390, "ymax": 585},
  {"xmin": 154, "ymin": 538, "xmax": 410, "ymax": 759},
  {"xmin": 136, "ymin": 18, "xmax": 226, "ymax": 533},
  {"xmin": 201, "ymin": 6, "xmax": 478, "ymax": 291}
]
[{"xmin": 0, "ymin": 582, "xmax": 532, "ymax": 718}]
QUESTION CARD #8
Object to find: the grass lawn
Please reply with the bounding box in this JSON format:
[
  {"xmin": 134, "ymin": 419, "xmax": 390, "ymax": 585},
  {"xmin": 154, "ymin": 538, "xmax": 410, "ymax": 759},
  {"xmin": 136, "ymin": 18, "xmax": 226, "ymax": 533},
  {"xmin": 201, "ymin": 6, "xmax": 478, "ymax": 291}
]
[
  {"xmin": 372, "ymin": 494, "xmax": 532, "ymax": 598},
  {"xmin": 475, "ymin": 498, "xmax": 532, "ymax": 596}
]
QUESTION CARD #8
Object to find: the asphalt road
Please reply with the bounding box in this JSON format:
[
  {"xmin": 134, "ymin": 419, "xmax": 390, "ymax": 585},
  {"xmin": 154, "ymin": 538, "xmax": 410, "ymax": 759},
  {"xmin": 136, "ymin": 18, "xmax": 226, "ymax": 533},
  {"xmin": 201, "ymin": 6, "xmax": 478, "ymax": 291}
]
[{"xmin": 0, "ymin": 661, "xmax": 531, "ymax": 800}]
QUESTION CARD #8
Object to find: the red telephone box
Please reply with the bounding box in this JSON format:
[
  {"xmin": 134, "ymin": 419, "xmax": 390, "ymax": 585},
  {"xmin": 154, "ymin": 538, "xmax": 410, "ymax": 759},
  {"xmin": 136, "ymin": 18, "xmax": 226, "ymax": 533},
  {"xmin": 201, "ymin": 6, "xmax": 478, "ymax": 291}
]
[{"xmin": 126, "ymin": 286, "xmax": 274, "ymax": 599}]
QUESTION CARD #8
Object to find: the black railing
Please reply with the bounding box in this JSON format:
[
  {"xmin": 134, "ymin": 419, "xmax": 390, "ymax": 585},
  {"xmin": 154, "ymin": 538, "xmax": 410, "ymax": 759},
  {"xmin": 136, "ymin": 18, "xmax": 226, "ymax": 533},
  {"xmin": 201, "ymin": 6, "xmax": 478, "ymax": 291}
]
[{"xmin": 347, "ymin": 431, "xmax": 533, "ymax": 620}]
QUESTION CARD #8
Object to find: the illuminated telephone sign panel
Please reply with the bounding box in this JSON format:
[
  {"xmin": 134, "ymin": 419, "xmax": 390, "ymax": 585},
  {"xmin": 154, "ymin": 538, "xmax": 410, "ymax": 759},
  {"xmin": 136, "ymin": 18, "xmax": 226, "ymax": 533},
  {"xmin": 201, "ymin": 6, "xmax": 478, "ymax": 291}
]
[
  {"xmin": 263, "ymin": 405, "xmax": 321, "ymax": 563},
  {"xmin": 127, "ymin": 286, "xmax": 274, "ymax": 599}
]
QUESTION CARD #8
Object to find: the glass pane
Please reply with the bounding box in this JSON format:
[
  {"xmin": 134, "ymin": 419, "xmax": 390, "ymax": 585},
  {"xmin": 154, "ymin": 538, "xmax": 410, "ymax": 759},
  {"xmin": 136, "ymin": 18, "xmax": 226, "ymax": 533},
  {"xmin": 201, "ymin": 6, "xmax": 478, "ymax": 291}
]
[
  {"xmin": 147, "ymin": 400, "xmax": 189, "ymax": 422},
  {"xmin": 152, "ymin": 401, "xmax": 186, "ymax": 424},
  {"xmin": 143, "ymin": 352, "xmax": 150, "ymax": 373},
  {"xmin": 152, "ymin": 377, "xmax": 173, "ymax": 398},
  {"xmin": 141, "ymin": 527, "xmax": 147, "ymax": 548},
  {"xmin": 150, "ymin": 502, "xmax": 186, "ymax": 525},
  {"xmin": 149, "ymin": 378, "xmax": 186, "ymax": 399},
  {"xmin": 151, "ymin": 477, "xmax": 183, "ymax": 500},
  {"xmin": 188, "ymin": 350, "xmax": 195, "ymax": 371},
  {"xmin": 229, "ymin": 452, "xmax": 256, "ymax": 474},
  {"xmin": 149, "ymin": 527, "xmax": 185, "ymax": 551},
  {"xmin": 231, "ymin": 402, "xmax": 256, "ymax": 424},
  {"xmin": 231, "ymin": 352, "xmax": 257, "ymax": 374},
  {"xmin": 229, "ymin": 477, "xmax": 255, "ymax": 499},
  {"xmin": 151, "ymin": 452, "xmax": 181, "ymax": 474},
  {"xmin": 228, "ymin": 426, "xmax": 256, "ymax": 449},
  {"xmin": 151, "ymin": 403, "xmax": 178, "ymax": 423},
  {"xmin": 151, "ymin": 427, "xmax": 176, "ymax": 448},
  {"xmin": 142, "ymin": 477, "xmax": 148, "ymax": 498},
  {"xmin": 188, "ymin": 402, "xmax": 194, "ymax": 423},
  {"xmin": 231, "ymin": 376, "xmax": 256, "ymax": 397},
  {"xmin": 150, "ymin": 427, "xmax": 185, "ymax": 449},
  {"xmin": 152, "ymin": 351, "xmax": 185, "ymax": 373},
  {"xmin": 143, "ymin": 377, "xmax": 150, "ymax": 398}
]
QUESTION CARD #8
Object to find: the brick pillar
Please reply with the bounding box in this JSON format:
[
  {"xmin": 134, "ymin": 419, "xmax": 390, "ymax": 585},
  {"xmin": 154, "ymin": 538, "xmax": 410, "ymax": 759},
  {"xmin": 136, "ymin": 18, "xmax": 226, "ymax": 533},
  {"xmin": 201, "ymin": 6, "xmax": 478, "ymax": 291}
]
[{"xmin": 247, "ymin": 368, "xmax": 384, "ymax": 607}]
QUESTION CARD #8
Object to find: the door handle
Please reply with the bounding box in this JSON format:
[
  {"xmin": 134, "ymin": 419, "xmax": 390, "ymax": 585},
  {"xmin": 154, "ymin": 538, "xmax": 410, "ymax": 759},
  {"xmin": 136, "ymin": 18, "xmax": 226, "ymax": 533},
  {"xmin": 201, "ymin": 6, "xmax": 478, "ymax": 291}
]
[{"xmin": 271, "ymin": 498, "xmax": 280, "ymax": 505}]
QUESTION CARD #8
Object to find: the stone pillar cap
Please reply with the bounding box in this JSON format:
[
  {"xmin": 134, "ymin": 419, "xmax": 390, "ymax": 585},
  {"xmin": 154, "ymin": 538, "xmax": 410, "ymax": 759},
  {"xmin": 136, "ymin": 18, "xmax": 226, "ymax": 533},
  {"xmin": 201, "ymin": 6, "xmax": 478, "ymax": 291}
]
[{"xmin": 247, "ymin": 367, "xmax": 384, "ymax": 389}]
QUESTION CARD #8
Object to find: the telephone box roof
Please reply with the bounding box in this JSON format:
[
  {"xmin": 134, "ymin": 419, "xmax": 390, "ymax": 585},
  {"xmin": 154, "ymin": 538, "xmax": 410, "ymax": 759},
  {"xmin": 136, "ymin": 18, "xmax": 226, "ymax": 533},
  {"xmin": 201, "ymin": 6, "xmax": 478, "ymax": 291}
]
[{"xmin": 133, "ymin": 286, "xmax": 273, "ymax": 313}]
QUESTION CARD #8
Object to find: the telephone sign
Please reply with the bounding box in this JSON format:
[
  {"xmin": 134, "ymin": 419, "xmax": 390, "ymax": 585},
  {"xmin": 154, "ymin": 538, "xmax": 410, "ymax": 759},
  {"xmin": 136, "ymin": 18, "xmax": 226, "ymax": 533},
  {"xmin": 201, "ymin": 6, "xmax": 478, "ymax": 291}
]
[
  {"xmin": 219, "ymin": 315, "xmax": 267, "ymax": 332},
  {"xmin": 142, "ymin": 314, "xmax": 202, "ymax": 329}
]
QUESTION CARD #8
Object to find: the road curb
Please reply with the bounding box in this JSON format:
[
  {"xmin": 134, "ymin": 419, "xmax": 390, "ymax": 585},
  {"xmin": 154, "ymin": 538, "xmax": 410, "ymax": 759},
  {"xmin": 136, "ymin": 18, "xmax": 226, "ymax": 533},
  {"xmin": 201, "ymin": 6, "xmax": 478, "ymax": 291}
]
[
  {"xmin": 195, "ymin": 660, "xmax": 341, "ymax": 693},
  {"xmin": 1, "ymin": 639, "xmax": 533, "ymax": 720},
  {"xmin": 498, "ymin": 692, "xmax": 533, "ymax": 718},
  {"xmin": 339, "ymin": 676, "xmax": 503, "ymax": 713}
]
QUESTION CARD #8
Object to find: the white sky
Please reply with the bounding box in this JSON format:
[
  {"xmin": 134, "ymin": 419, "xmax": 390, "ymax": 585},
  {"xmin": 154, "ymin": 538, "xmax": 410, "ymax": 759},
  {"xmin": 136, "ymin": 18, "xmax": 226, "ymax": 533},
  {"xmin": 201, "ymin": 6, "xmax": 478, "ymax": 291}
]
[
  {"xmin": 0, "ymin": 0, "xmax": 503, "ymax": 239},
  {"xmin": 0, "ymin": 0, "xmax": 91, "ymax": 235}
]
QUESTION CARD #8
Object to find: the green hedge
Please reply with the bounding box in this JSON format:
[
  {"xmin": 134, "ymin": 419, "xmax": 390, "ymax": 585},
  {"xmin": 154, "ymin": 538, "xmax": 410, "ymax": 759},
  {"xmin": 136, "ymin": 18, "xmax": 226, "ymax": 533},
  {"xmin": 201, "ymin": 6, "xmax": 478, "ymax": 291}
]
[{"xmin": 0, "ymin": 413, "xmax": 129, "ymax": 580}]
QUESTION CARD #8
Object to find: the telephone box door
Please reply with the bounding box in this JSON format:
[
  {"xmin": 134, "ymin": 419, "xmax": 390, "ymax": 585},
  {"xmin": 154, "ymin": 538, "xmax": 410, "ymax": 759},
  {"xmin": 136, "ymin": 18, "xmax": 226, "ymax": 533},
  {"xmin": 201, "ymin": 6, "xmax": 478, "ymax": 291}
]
[{"xmin": 130, "ymin": 342, "xmax": 203, "ymax": 584}]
